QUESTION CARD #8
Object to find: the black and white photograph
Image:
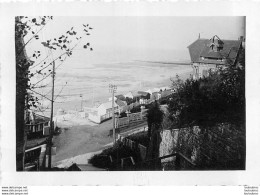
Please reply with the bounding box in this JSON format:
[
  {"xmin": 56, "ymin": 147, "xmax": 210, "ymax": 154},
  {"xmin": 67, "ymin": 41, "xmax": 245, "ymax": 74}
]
[
  {"xmin": 1, "ymin": 1, "xmax": 260, "ymax": 187},
  {"xmin": 15, "ymin": 16, "xmax": 245, "ymax": 171}
]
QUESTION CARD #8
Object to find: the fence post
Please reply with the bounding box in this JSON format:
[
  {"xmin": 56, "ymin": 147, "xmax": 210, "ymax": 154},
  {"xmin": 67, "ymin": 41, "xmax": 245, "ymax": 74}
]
[
  {"xmin": 126, "ymin": 110, "xmax": 131, "ymax": 126},
  {"xmin": 140, "ymin": 106, "xmax": 145, "ymax": 120},
  {"xmin": 115, "ymin": 113, "xmax": 119, "ymax": 129}
]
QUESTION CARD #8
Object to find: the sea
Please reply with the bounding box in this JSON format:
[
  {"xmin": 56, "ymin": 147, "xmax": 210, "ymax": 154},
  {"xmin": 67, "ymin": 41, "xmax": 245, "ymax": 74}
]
[{"xmin": 35, "ymin": 60, "xmax": 192, "ymax": 115}]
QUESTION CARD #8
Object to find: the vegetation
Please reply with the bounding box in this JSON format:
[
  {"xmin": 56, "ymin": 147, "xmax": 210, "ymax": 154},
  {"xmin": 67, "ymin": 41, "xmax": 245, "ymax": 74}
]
[
  {"xmin": 89, "ymin": 142, "xmax": 140, "ymax": 170},
  {"xmin": 15, "ymin": 16, "xmax": 93, "ymax": 170},
  {"xmin": 146, "ymin": 101, "xmax": 164, "ymax": 163},
  {"xmin": 168, "ymin": 49, "xmax": 245, "ymax": 128},
  {"xmin": 127, "ymin": 132, "xmax": 149, "ymax": 147},
  {"xmin": 165, "ymin": 49, "xmax": 245, "ymax": 170}
]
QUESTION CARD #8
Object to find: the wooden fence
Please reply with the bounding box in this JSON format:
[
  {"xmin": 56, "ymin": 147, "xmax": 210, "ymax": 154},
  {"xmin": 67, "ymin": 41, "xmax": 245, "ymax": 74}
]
[
  {"xmin": 120, "ymin": 137, "xmax": 147, "ymax": 161},
  {"xmin": 115, "ymin": 109, "xmax": 147, "ymax": 129}
]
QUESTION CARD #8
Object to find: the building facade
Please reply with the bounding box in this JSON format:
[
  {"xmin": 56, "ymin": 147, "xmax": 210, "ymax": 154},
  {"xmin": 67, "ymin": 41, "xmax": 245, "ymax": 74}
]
[{"xmin": 188, "ymin": 35, "xmax": 243, "ymax": 80}]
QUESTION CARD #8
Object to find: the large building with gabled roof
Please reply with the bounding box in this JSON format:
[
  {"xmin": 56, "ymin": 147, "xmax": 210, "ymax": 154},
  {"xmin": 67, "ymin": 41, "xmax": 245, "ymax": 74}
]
[{"xmin": 188, "ymin": 35, "xmax": 243, "ymax": 79}]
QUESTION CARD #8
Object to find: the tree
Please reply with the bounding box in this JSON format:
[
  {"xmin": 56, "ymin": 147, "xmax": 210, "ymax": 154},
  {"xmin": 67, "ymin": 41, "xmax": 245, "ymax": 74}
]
[
  {"xmin": 146, "ymin": 101, "xmax": 164, "ymax": 168},
  {"xmin": 15, "ymin": 16, "xmax": 93, "ymax": 170},
  {"xmin": 166, "ymin": 49, "xmax": 245, "ymax": 169},
  {"xmin": 167, "ymin": 49, "xmax": 245, "ymax": 127}
]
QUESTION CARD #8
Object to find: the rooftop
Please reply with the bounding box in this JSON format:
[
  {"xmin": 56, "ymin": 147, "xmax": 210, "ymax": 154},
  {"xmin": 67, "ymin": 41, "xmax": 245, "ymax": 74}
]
[
  {"xmin": 99, "ymin": 101, "xmax": 118, "ymax": 110},
  {"xmin": 188, "ymin": 36, "xmax": 242, "ymax": 65}
]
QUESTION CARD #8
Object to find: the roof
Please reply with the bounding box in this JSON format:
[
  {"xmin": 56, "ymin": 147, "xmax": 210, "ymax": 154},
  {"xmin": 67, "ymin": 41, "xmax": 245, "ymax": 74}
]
[
  {"xmin": 132, "ymin": 91, "xmax": 142, "ymax": 97},
  {"xmin": 161, "ymin": 90, "xmax": 173, "ymax": 98},
  {"xmin": 99, "ymin": 101, "xmax": 118, "ymax": 110},
  {"xmin": 188, "ymin": 37, "xmax": 242, "ymax": 65},
  {"xmin": 137, "ymin": 91, "xmax": 149, "ymax": 96},
  {"xmin": 116, "ymin": 99, "xmax": 127, "ymax": 107},
  {"xmin": 125, "ymin": 91, "xmax": 142, "ymax": 98},
  {"xmin": 115, "ymin": 94, "xmax": 126, "ymax": 100},
  {"xmin": 159, "ymin": 86, "xmax": 171, "ymax": 91},
  {"xmin": 145, "ymin": 88, "xmax": 161, "ymax": 94},
  {"xmin": 31, "ymin": 112, "xmax": 50, "ymax": 124}
]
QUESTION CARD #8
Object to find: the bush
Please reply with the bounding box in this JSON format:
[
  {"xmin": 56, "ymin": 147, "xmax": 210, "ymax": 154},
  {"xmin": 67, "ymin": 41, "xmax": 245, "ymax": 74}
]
[
  {"xmin": 128, "ymin": 132, "xmax": 149, "ymax": 147},
  {"xmin": 130, "ymin": 105, "xmax": 141, "ymax": 113},
  {"xmin": 89, "ymin": 143, "xmax": 140, "ymax": 169}
]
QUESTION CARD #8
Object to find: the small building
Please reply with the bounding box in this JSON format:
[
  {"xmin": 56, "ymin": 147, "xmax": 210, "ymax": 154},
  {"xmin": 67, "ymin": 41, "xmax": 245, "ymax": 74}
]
[
  {"xmin": 108, "ymin": 96, "xmax": 117, "ymax": 102},
  {"xmin": 88, "ymin": 101, "xmax": 119, "ymax": 123},
  {"xmin": 116, "ymin": 99, "xmax": 128, "ymax": 113},
  {"xmin": 124, "ymin": 91, "xmax": 142, "ymax": 100},
  {"xmin": 98, "ymin": 101, "xmax": 119, "ymax": 116},
  {"xmin": 25, "ymin": 111, "xmax": 51, "ymax": 137},
  {"xmin": 159, "ymin": 86, "xmax": 171, "ymax": 91},
  {"xmin": 137, "ymin": 91, "xmax": 150, "ymax": 100},
  {"xmin": 151, "ymin": 92, "xmax": 161, "ymax": 101},
  {"xmin": 160, "ymin": 89, "xmax": 173, "ymax": 98},
  {"xmin": 115, "ymin": 94, "xmax": 126, "ymax": 101},
  {"xmin": 145, "ymin": 88, "xmax": 161, "ymax": 96},
  {"xmin": 188, "ymin": 35, "xmax": 243, "ymax": 80}
]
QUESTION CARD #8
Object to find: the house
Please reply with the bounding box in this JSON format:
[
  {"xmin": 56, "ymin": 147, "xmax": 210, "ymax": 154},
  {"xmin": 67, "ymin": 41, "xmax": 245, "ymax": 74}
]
[
  {"xmin": 160, "ymin": 89, "xmax": 173, "ymax": 98},
  {"xmin": 88, "ymin": 101, "xmax": 119, "ymax": 123},
  {"xmin": 159, "ymin": 86, "xmax": 171, "ymax": 91},
  {"xmin": 188, "ymin": 35, "xmax": 243, "ymax": 80},
  {"xmin": 145, "ymin": 88, "xmax": 160, "ymax": 96},
  {"xmin": 116, "ymin": 99, "xmax": 128, "ymax": 113},
  {"xmin": 124, "ymin": 91, "xmax": 143, "ymax": 104},
  {"xmin": 124, "ymin": 91, "xmax": 142, "ymax": 100},
  {"xmin": 138, "ymin": 91, "xmax": 150, "ymax": 99},
  {"xmin": 115, "ymin": 94, "xmax": 126, "ymax": 101},
  {"xmin": 108, "ymin": 94, "xmax": 127, "ymax": 102},
  {"xmin": 97, "ymin": 101, "xmax": 119, "ymax": 116},
  {"xmin": 108, "ymin": 96, "xmax": 117, "ymax": 102},
  {"xmin": 137, "ymin": 91, "xmax": 150, "ymax": 105},
  {"xmin": 25, "ymin": 111, "xmax": 54, "ymax": 137},
  {"xmin": 151, "ymin": 92, "xmax": 161, "ymax": 101}
]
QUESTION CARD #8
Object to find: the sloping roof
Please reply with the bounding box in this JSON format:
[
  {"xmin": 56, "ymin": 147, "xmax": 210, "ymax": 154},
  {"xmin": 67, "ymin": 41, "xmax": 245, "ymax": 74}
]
[
  {"xmin": 161, "ymin": 90, "xmax": 173, "ymax": 98},
  {"xmin": 100, "ymin": 101, "xmax": 119, "ymax": 110},
  {"xmin": 132, "ymin": 91, "xmax": 142, "ymax": 97},
  {"xmin": 31, "ymin": 113, "xmax": 50, "ymax": 124},
  {"xmin": 159, "ymin": 86, "xmax": 171, "ymax": 91},
  {"xmin": 188, "ymin": 37, "xmax": 242, "ymax": 65},
  {"xmin": 115, "ymin": 94, "xmax": 126, "ymax": 101},
  {"xmin": 138, "ymin": 91, "xmax": 149, "ymax": 96},
  {"xmin": 145, "ymin": 88, "xmax": 160, "ymax": 94},
  {"xmin": 116, "ymin": 99, "xmax": 127, "ymax": 107},
  {"xmin": 125, "ymin": 91, "xmax": 142, "ymax": 98}
]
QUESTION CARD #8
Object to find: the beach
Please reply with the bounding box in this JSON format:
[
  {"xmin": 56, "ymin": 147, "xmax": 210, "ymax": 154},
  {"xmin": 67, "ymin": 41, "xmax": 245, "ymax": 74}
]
[{"xmin": 38, "ymin": 61, "xmax": 192, "ymax": 114}]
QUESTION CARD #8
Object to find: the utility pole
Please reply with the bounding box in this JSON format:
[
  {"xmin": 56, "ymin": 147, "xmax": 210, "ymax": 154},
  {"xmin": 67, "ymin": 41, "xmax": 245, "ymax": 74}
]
[
  {"xmin": 48, "ymin": 54, "xmax": 55, "ymax": 169},
  {"xmin": 80, "ymin": 94, "xmax": 83, "ymax": 111},
  {"xmin": 109, "ymin": 84, "xmax": 117, "ymax": 145}
]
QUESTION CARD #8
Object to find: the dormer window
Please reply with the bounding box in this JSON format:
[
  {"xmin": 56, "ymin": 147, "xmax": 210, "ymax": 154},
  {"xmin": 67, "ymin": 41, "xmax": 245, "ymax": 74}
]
[{"xmin": 209, "ymin": 35, "xmax": 224, "ymax": 52}]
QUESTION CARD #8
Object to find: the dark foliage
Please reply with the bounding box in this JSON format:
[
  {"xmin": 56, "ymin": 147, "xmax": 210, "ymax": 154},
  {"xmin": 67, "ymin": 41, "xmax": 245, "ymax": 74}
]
[
  {"xmin": 130, "ymin": 105, "xmax": 141, "ymax": 113},
  {"xmin": 146, "ymin": 101, "xmax": 164, "ymax": 138},
  {"xmin": 89, "ymin": 142, "xmax": 139, "ymax": 169},
  {"xmin": 127, "ymin": 132, "xmax": 149, "ymax": 147},
  {"xmin": 167, "ymin": 49, "xmax": 245, "ymax": 128}
]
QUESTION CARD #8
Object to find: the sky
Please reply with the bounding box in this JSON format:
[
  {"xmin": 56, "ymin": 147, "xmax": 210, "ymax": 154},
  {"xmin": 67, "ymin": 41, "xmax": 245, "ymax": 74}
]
[{"xmin": 27, "ymin": 16, "xmax": 245, "ymax": 67}]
